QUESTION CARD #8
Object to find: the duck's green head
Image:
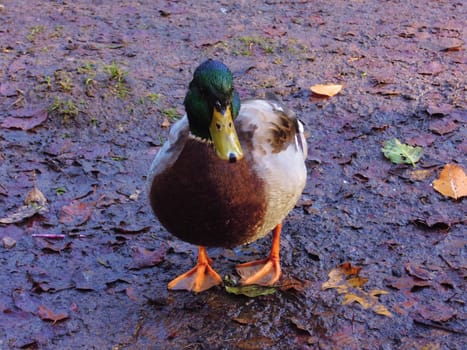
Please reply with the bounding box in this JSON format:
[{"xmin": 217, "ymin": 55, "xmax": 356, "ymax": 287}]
[{"xmin": 184, "ymin": 59, "xmax": 243, "ymax": 162}]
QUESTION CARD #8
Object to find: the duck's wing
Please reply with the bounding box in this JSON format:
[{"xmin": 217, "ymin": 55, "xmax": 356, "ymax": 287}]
[
  {"xmin": 147, "ymin": 116, "xmax": 190, "ymax": 189},
  {"xmin": 236, "ymin": 98, "xmax": 308, "ymax": 238},
  {"xmin": 236, "ymin": 99, "xmax": 307, "ymax": 161}
]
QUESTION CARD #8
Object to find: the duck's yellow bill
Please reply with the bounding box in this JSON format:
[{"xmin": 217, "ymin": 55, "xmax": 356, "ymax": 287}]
[{"xmin": 209, "ymin": 105, "xmax": 244, "ymax": 162}]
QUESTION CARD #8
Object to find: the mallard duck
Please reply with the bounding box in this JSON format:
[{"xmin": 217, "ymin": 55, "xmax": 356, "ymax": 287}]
[{"xmin": 148, "ymin": 59, "xmax": 307, "ymax": 292}]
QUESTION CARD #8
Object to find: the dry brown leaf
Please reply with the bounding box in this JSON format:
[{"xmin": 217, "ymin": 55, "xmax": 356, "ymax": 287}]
[
  {"xmin": 37, "ymin": 305, "xmax": 69, "ymax": 324},
  {"xmin": 0, "ymin": 184, "xmax": 48, "ymax": 224},
  {"xmin": 342, "ymin": 290, "xmax": 392, "ymax": 317},
  {"xmin": 25, "ymin": 185, "xmax": 47, "ymax": 206},
  {"xmin": 1, "ymin": 108, "xmax": 48, "ymax": 130},
  {"xmin": 340, "ymin": 262, "xmax": 361, "ymax": 276},
  {"xmin": 59, "ymin": 201, "xmax": 93, "ymax": 225},
  {"xmin": 321, "ymin": 266, "xmax": 349, "ymax": 294},
  {"xmin": 322, "ymin": 264, "xmax": 392, "ymax": 317},
  {"xmin": 161, "ymin": 117, "xmax": 171, "ymax": 128},
  {"xmin": 432, "ymin": 164, "xmax": 467, "ymax": 199},
  {"xmin": 347, "ymin": 276, "xmax": 368, "ymax": 288},
  {"xmin": 310, "ymin": 83, "xmax": 343, "ymax": 97},
  {"xmin": 409, "ymin": 169, "xmax": 433, "ymax": 181},
  {"xmin": 373, "ymin": 303, "xmax": 393, "ymax": 317}
]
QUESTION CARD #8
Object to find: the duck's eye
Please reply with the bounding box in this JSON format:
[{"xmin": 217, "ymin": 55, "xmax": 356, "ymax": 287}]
[{"xmin": 215, "ymin": 101, "xmax": 222, "ymax": 110}]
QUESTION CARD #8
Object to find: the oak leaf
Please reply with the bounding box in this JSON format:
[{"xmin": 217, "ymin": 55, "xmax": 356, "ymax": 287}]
[
  {"xmin": 322, "ymin": 263, "xmax": 392, "ymax": 317},
  {"xmin": 432, "ymin": 164, "xmax": 467, "ymax": 199},
  {"xmin": 310, "ymin": 84, "xmax": 343, "ymax": 97}
]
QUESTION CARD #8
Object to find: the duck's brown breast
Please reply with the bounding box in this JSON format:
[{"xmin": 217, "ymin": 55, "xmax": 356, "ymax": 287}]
[{"xmin": 150, "ymin": 138, "xmax": 267, "ymax": 248}]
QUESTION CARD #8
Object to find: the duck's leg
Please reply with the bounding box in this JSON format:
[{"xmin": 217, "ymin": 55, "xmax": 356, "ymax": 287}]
[
  {"xmin": 236, "ymin": 223, "xmax": 282, "ymax": 286},
  {"xmin": 168, "ymin": 246, "xmax": 222, "ymax": 292}
]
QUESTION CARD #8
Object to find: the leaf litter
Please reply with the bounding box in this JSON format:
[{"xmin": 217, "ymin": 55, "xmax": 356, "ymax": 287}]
[{"xmin": 322, "ymin": 262, "xmax": 393, "ymax": 317}]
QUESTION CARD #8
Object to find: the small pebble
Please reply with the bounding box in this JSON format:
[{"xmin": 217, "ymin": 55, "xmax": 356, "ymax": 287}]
[{"xmin": 2, "ymin": 236, "xmax": 16, "ymax": 249}]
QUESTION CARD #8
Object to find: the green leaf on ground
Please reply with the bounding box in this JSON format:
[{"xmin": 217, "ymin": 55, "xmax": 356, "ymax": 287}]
[
  {"xmin": 225, "ymin": 284, "xmax": 276, "ymax": 297},
  {"xmin": 381, "ymin": 138, "xmax": 423, "ymax": 167}
]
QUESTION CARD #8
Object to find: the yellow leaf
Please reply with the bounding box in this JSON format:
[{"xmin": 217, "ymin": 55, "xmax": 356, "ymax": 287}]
[
  {"xmin": 322, "ymin": 264, "xmax": 393, "ymax": 318},
  {"xmin": 369, "ymin": 289, "xmax": 389, "ymax": 297},
  {"xmin": 347, "ymin": 276, "xmax": 368, "ymax": 288},
  {"xmin": 433, "ymin": 164, "xmax": 467, "ymax": 199},
  {"xmin": 342, "ymin": 293, "xmax": 372, "ymax": 308},
  {"xmin": 310, "ymin": 83, "xmax": 343, "ymax": 97},
  {"xmin": 373, "ymin": 304, "xmax": 393, "ymax": 317},
  {"xmin": 409, "ymin": 169, "xmax": 432, "ymax": 181},
  {"xmin": 25, "ymin": 185, "xmax": 47, "ymax": 206},
  {"xmin": 161, "ymin": 117, "xmax": 171, "ymax": 128},
  {"xmin": 321, "ymin": 268, "xmax": 349, "ymax": 294}
]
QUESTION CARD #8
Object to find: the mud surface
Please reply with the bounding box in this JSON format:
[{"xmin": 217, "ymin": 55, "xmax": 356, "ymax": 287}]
[{"xmin": 0, "ymin": 1, "xmax": 466, "ymax": 349}]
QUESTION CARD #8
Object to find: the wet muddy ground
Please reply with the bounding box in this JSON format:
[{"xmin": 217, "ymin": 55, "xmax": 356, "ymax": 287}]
[{"xmin": 0, "ymin": 0, "xmax": 466, "ymax": 349}]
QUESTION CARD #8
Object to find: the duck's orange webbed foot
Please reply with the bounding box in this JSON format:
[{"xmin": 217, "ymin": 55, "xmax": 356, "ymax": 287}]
[
  {"xmin": 236, "ymin": 223, "xmax": 282, "ymax": 286},
  {"xmin": 168, "ymin": 246, "xmax": 222, "ymax": 292}
]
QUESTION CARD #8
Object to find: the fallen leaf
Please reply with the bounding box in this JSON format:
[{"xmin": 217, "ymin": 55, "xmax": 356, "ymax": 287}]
[
  {"xmin": 225, "ymin": 284, "xmax": 276, "ymax": 298},
  {"xmin": 433, "ymin": 164, "xmax": 467, "ymax": 199},
  {"xmin": 429, "ymin": 118, "xmax": 458, "ymax": 135},
  {"xmin": 0, "ymin": 183, "xmax": 48, "ymax": 224},
  {"xmin": 331, "ymin": 326, "xmax": 360, "ymax": 349},
  {"xmin": 342, "ymin": 293, "xmax": 371, "ymax": 308},
  {"xmin": 388, "ymin": 276, "xmax": 431, "ymax": 293},
  {"xmin": 278, "ymin": 276, "xmax": 309, "ymax": 292},
  {"xmin": 128, "ymin": 246, "xmax": 166, "ymax": 269},
  {"xmin": 2, "ymin": 236, "xmax": 17, "ymax": 248},
  {"xmin": 1, "ymin": 108, "xmax": 48, "ymax": 130},
  {"xmin": 126, "ymin": 287, "xmax": 140, "ymax": 301},
  {"xmin": 409, "ymin": 169, "xmax": 433, "ymax": 181},
  {"xmin": 322, "ymin": 264, "xmax": 392, "ymax": 317},
  {"xmin": 381, "ymin": 138, "xmax": 423, "ymax": 167},
  {"xmin": 342, "ymin": 290, "xmax": 392, "ymax": 317},
  {"xmin": 59, "ymin": 200, "xmax": 93, "ymax": 225},
  {"xmin": 37, "ymin": 305, "xmax": 69, "ymax": 324},
  {"xmin": 405, "ymin": 262, "xmax": 433, "ymax": 281},
  {"xmin": 0, "ymin": 204, "xmax": 47, "ymax": 224},
  {"xmin": 426, "ymin": 103, "xmax": 455, "ymax": 116},
  {"xmin": 25, "ymin": 185, "xmax": 47, "ymax": 206},
  {"xmin": 440, "ymin": 38, "xmax": 463, "ymax": 52},
  {"xmin": 372, "ymin": 303, "xmax": 393, "ymax": 317},
  {"xmin": 417, "ymin": 300, "xmax": 457, "ymax": 322},
  {"xmin": 418, "ymin": 61, "xmax": 444, "ymax": 75},
  {"xmin": 237, "ymin": 336, "xmax": 274, "ymax": 349},
  {"xmin": 310, "ymin": 83, "xmax": 343, "ymax": 97},
  {"xmin": 35, "ymin": 238, "xmax": 72, "ymax": 254},
  {"xmin": 321, "ymin": 266, "xmax": 350, "ymax": 294},
  {"xmin": 161, "ymin": 117, "xmax": 171, "ymax": 128},
  {"xmin": 289, "ymin": 317, "xmax": 312, "ymax": 335},
  {"xmin": 407, "ymin": 133, "xmax": 436, "ymax": 147},
  {"xmin": 347, "ymin": 276, "xmax": 368, "ymax": 288},
  {"xmin": 340, "ymin": 262, "xmax": 361, "ymax": 276}
]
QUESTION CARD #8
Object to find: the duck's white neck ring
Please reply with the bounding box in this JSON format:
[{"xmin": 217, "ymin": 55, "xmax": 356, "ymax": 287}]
[{"xmin": 189, "ymin": 133, "xmax": 213, "ymax": 144}]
